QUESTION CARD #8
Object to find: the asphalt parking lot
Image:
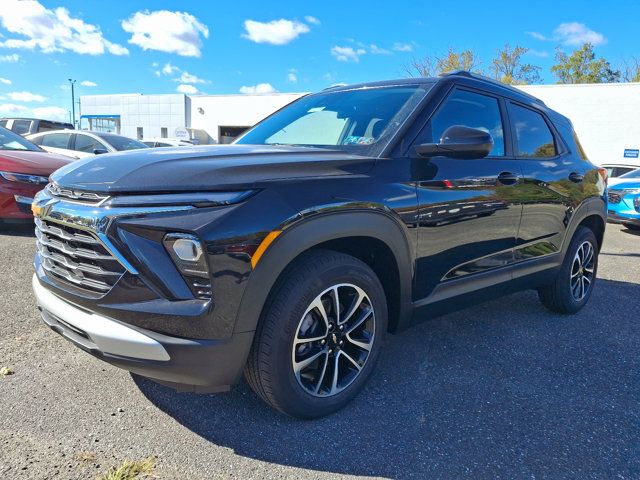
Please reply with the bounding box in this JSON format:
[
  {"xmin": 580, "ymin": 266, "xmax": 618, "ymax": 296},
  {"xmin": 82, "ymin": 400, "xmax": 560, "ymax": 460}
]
[{"xmin": 1, "ymin": 223, "xmax": 639, "ymax": 479}]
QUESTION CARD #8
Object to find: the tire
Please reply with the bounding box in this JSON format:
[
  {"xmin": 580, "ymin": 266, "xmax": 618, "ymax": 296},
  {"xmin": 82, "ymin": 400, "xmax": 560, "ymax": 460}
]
[
  {"xmin": 537, "ymin": 226, "xmax": 599, "ymax": 314},
  {"xmin": 244, "ymin": 249, "xmax": 388, "ymax": 418}
]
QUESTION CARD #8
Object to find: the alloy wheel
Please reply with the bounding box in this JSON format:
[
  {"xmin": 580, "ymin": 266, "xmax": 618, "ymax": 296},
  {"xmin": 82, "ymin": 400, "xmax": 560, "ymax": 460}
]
[
  {"xmin": 292, "ymin": 283, "xmax": 375, "ymax": 397},
  {"xmin": 570, "ymin": 240, "xmax": 595, "ymax": 301}
]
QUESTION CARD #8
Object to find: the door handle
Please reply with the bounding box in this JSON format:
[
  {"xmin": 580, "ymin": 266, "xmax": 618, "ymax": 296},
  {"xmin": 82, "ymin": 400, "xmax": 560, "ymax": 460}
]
[
  {"xmin": 568, "ymin": 172, "xmax": 584, "ymax": 183},
  {"xmin": 497, "ymin": 172, "xmax": 518, "ymax": 186}
]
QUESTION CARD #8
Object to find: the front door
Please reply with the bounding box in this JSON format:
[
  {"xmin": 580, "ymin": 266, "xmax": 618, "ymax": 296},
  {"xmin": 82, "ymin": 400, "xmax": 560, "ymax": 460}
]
[{"xmin": 411, "ymin": 87, "xmax": 523, "ymax": 301}]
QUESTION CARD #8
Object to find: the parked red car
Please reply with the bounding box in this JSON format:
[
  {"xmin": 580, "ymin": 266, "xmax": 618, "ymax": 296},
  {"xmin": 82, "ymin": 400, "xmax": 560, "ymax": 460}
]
[{"xmin": 0, "ymin": 126, "xmax": 72, "ymax": 223}]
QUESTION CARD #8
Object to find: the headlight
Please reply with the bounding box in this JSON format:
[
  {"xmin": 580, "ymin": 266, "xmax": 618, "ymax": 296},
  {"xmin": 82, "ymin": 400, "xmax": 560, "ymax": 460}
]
[
  {"xmin": 0, "ymin": 171, "xmax": 49, "ymax": 184},
  {"xmin": 163, "ymin": 233, "xmax": 212, "ymax": 300}
]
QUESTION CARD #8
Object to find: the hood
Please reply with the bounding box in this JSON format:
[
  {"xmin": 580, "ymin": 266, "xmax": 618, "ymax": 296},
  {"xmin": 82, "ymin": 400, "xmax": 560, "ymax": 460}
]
[
  {"xmin": 51, "ymin": 144, "xmax": 376, "ymax": 193},
  {"xmin": 0, "ymin": 149, "xmax": 73, "ymax": 175},
  {"xmin": 610, "ymin": 181, "xmax": 640, "ymax": 191}
]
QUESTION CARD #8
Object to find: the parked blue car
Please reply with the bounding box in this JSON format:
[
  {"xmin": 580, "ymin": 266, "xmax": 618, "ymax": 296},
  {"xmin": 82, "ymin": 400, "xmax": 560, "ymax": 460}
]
[{"xmin": 607, "ymin": 169, "xmax": 640, "ymax": 230}]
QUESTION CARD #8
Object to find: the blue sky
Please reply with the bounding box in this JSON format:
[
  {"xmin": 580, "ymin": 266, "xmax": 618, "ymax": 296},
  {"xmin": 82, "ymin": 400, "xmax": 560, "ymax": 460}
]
[{"xmin": 0, "ymin": 0, "xmax": 638, "ymax": 122}]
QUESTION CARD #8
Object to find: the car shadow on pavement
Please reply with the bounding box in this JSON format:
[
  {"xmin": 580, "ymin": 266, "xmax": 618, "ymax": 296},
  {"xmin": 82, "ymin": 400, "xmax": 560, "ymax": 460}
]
[{"xmin": 134, "ymin": 279, "xmax": 640, "ymax": 479}]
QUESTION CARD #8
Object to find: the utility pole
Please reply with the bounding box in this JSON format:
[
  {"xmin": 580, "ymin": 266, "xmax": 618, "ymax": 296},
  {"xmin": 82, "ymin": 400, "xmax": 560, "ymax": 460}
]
[{"xmin": 68, "ymin": 78, "xmax": 76, "ymax": 127}]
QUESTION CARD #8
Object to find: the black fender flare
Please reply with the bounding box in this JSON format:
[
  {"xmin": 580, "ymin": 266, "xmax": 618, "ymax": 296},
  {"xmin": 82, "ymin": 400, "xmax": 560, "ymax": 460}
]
[
  {"xmin": 560, "ymin": 196, "xmax": 607, "ymax": 256},
  {"xmin": 233, "ymin": 210, "xmax": 415, "ymax": 334}
]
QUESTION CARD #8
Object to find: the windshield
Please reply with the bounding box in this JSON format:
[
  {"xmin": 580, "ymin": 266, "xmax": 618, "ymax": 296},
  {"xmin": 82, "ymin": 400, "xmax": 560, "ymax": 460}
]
[
  {"xmin": 96, "ymin": 133, "xmax": 149, "ymax": 151},
  {"xmin": 0, "ymin": 126, "xmax": 41, "ymax": 151},
  {"xmin": 620, "ymin": 168, "xmax": 640, "ymax": 179},
  {"xmin": 235, "ymin": 84, "xmax": 433, "ymax": 156}
]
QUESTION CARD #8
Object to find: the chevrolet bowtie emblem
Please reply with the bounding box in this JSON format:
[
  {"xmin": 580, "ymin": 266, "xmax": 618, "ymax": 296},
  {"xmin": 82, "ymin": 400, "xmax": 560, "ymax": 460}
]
[{"xmin": 31, "ymin": 202, "xmax": 42, "ymax": 217}]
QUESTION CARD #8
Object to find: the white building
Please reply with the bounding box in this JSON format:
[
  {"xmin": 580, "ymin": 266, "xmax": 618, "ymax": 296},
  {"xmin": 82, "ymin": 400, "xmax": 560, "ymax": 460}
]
[
  {"xmin": 80, "ymin": 92, "xmax": 304, "ymax": 144},
  {"xmin": 80, "ymin": 83, "xmax": 640, "ymax": 166},
  {"xmin": 518, "ymin": 83, "xmax": 640, "ymax": 166}
]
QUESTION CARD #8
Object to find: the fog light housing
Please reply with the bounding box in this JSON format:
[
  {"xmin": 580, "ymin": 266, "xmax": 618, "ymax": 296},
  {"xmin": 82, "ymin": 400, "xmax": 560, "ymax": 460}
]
[{"xmin": 163, "ymin": 233, "xmax": 212, "ymax": 300}]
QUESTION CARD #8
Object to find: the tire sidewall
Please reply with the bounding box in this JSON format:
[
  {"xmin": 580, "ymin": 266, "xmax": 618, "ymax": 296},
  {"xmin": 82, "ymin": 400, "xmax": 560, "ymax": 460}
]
[{"xmin": 559, "ymin": 227, "xmax": 599, "ymax": 311}]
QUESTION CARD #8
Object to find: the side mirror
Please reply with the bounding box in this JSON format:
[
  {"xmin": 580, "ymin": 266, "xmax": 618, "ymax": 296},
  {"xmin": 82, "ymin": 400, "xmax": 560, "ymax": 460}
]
[
  {"xmin": 415, "ymin": 125, "xmax": 493, "ymax": 159},
  {"xmin": 93, "ymin": 148, "xmax": 108, "ymax": 155}
]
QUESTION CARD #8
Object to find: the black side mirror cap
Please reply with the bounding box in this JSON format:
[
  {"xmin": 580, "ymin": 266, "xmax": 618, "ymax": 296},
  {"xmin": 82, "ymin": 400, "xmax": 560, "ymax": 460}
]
[
  {"xmin": 415, "ymin": 125, "xmax": 493, "ymax": 159},
  {"xmin": 93, "ymin": 148, "xmax": 108, "ymax": 155}
]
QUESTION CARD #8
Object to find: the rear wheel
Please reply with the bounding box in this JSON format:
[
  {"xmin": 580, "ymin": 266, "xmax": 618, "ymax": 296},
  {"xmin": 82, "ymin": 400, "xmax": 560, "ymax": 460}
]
[
  {"xmin": 537, "ymin": 226, "xmax": 598, "ymax": 314},
  {"xmin": 244, "ymin": 250, "xmax": 387, "ymax": 418}
]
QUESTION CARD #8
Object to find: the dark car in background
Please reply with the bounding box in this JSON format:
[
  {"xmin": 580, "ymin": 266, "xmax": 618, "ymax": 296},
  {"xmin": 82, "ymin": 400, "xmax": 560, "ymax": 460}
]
[
  {"xmin": 0, "ymin": 126, "xmax": 72, "ymax": 223},
  {"xmin": 32, "ymin": 72, "xmax": 607, "ymax": 418},
  {"xmin": 0, "ymin": 118, "xmax": 74, "ymax": 136}
]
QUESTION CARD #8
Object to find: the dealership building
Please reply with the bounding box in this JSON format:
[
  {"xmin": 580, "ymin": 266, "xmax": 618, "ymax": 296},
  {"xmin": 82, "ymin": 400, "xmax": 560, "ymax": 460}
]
[{"xmin": 80, "ymin": 82, "xmax": 640, "ymax": 165}]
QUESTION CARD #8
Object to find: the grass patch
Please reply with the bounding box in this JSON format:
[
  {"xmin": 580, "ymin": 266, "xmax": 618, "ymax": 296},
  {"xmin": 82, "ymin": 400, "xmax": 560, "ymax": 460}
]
[
  {"xmin": 98, "ymin": 457, "xmax": 156, "ymax": 480},
  {"xmin": 0, "ymin": 367, "xmax": 14, "ymax": 376}
]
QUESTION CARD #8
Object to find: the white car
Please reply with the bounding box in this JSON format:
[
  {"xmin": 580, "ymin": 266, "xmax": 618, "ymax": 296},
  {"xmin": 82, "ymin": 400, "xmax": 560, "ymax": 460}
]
[
  {"xmin": 142, "ymin": 137, "xmax": 196, "ymax": 148},
  {"xmin": 27, "ymin": 130, "xmax": 148, "ymax": 159},
  {"xmin": 602, "ymin": 163, "xmax": 640, "ymax": 187}
]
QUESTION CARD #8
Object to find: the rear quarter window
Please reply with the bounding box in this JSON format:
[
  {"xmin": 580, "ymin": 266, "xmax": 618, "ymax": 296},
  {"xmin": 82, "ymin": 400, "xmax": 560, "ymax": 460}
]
[{"xmin": 510, "ymin": 104, "xmax": 557, "ymax": 158}]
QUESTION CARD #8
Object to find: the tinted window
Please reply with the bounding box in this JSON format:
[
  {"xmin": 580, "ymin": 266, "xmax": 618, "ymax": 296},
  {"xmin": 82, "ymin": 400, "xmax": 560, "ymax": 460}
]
[
  {"xmin": 95, "ymin": 133, "xmax": 148, "ymax": 151},
  {"xmin": 510, "ymin": 104, "xmax": 557, "ymax": 158},
  {"xmin": 424, "ymin": 89, "xmax": 505, "ymax": 156},
  {"xmin": 74, "ymin": 134, "xmax": 106, "ymax": 153},
  {"xmin": 0, "ymin": 120, "xmax": 7, "ymax": 128},
  {"xmin": 40, "ymin": 133, "xmax": 72, "ymax": 148},
  {"xmin": 620, "ymin": 168, "xmax": 640, "ymax": 179},
  {"xmin": 12, "ymin": 120, "xmax": 32, "ymax": 135},
  {"xmin": 38, "ymin": 120, "xmax": 70, "ymax": 133}
]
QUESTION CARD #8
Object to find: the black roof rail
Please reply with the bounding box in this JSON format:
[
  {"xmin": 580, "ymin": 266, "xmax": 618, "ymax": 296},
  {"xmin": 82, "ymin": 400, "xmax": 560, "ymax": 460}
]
[{"xmin": 439, "ymin": 70, "xmax": 546, "ymax": 106}]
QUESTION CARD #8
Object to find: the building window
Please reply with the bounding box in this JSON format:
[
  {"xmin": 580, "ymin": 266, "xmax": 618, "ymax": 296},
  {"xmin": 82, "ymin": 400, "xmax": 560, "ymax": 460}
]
[
  {"xmin": 218, "ymin": 126, "xmax": 251, "ymax": 144},
  {"xmin": 161, "ymin": 127, "xmax": 168, "ymax": 138},
  {"xmin": 137, "ymin": 127, "xmax": 143, "ymax": 140}
]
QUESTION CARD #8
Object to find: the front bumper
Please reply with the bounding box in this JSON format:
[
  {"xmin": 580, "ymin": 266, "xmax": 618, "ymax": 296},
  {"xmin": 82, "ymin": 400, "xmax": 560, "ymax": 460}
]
[{"xmin": 33, "ymin": 274, "xmax": 254, "ymax": 391}]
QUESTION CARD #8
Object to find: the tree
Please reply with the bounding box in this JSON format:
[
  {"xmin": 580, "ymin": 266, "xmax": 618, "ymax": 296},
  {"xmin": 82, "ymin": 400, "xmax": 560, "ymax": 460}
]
[
  {"xmin": 436, "ymin": 47, "xmax": 482, "ymax": 74},
  {"xmin": 551, "ymin": 43, "xmax": 620, "ymax": 84},
  {"xmin": 491, "ymin": 44, "xmax": 542, "ymax": 85},
  {"xmin": 621, "ymin": 57, "xmax": 640, "ymax": 82},
  {"xmin": 403, "ymin": 48, "xmax": 481, "ymax": 78}
]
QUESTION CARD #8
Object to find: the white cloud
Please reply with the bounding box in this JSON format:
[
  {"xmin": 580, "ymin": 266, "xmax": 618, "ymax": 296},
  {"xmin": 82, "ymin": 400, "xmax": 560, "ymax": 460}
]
[
  {"xmin": 32, "ymin": 106, "xmax": 67, "ymax": 121},
  {"xmin": 0, "ymin": 53, "xmax": 20, "ymax": 62},
  {"xmin": 304, "ymin": 16, "xmax": 320, "ymax": 25},
  {"xmin": 0, "ymin": 103, "xmax": 28, "ymax": 114},
  {"xmin": 0, "ymin": 78, "xmax": 11, "ymax": 85},
  {"xmin": 239, "ymin": 83, "xmax": 277, "ymax": 94},
  {"xmin": 392, "ymin": 42, "xmax": 414, "ymax": 52},
  {"xmin": 526, "ymin": 31, "xmax": 548, "ymax": 41},
  {"xmin": 161, "ymin": 63, "xmax": 179, "ymax": 75},
  {"xmin": 0, "ymin": 0, "xmax": 128, "ymax": 55},
  {"xmin": 370, "ymin": 44, "xmax": 392, "ymax": 55},
  {"xmin": 7, "ymin": 91, "xmax": 46, "ymax": 102},
  {"xmin": 554, "ymin": 22, "xmax": 606, "ymax": 46},
  {"xmin": 527, "ymin": 23, "xmax": 606, "ymax": 47},
  {"xmin": 331, "ymin": 45, "xmax": 365, "ymax": 62},
  {"xmin": 174, "ymin": 71, "xmax": 208, "ymax": 84},
  {"xmin": 122, "ymin": 10, "xmax": 209, "ymax": 57},
  {"xmin": 176, "ymin": 84, "xmax": 198, "ymax": 94},
  {"xmin": 287, "ymin": 68, "xmax": 298, "ymax": 83},
  {"xmin": 528, "ymin": 49, "xmax": 550, "ymax": 58},
  {"xmin": 80, "ymin": 80, "xmax": 97, "ymax": 87},
  {"xmin": 242, "ymin": 19, "xmax": 310, "ymax": 45}
]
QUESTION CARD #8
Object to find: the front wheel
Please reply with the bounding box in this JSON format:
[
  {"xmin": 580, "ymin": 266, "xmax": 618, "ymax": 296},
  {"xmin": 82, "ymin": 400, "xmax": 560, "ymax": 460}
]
[
  {"xmin": 244, "ymin": 250, "xmax": 387, "ymax": 418},
  {"xmin": 537, "ymin": 226, "xmax": 599, "ymax": 314}
]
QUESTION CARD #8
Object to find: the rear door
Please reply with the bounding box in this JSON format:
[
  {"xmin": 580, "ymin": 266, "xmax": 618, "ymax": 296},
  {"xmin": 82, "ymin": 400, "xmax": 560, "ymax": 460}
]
[
  {"xmin": 412, "ymin": 87, "xmax": 524, "ymax": 300},
  {"xmin": 508, "ymin": 102, "xmax": 589, "ymax": 261}
]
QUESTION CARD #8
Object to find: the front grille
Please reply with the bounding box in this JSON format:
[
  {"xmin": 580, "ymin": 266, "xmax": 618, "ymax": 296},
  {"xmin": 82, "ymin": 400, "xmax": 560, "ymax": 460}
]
[
  {"xmin": 35, "ymin": 217, "xmax": 125, "ymax": 294},
  {"xmin": 608, "ymin": 191, "xmax": 622, "ymax": 204},
  {"xmin": 46, "ymin": 183, "xmax": 109, "ymax": 204}
]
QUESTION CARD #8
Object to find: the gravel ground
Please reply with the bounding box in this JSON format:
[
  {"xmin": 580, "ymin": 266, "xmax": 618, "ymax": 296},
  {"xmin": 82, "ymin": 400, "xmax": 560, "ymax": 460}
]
[{"xmin": 0, "ymin": 222, "xmax": 639, "ymax": 479}]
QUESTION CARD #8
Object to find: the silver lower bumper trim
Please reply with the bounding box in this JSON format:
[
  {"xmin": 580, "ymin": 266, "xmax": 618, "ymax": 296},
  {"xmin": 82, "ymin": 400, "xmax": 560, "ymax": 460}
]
[{"xmin": 32, "ymin": 274, "xmax": 170, "ymax": 361}]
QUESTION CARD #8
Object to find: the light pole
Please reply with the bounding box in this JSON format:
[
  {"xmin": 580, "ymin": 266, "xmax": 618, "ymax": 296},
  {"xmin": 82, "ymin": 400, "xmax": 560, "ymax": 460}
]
[{"xmin": 68, "ymin": 78, "xmax": 76, "ymax": 127}]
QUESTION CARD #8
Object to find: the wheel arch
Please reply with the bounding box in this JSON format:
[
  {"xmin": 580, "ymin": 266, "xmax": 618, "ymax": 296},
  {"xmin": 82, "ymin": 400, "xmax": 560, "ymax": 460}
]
[
  {"xmin": 233, "ymin": 210, "xmax": 415, "ymax": 335},
  {"xmin": 561, "ymin": 196, "xmax": 607, "ymax": 255}
]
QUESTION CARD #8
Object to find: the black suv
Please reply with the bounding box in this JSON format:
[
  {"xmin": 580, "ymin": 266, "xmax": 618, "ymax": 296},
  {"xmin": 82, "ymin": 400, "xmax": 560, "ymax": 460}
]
[{"xmin": 32, "ymin": 72, "xmax": 607, "ymax": 418}]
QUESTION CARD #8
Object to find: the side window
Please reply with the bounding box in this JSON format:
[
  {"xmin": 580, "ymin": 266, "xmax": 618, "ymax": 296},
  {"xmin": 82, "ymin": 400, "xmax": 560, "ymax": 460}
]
[
  {"xmin": 423, "ymin": 89, "xmax": 505, "ymax": 156},
  {"xmin": 74, "ymin": 134, "xmax": 104, "ymax": 153},
  {"xmin": 40, "ymin": 133, "xmax": 71, "ymax": 149},
  {"xmin": 510, "ymin": 104, "xmax": 557, "ymax": 158},
  {"xmin": 11, "ymin": 120, "xmax": 32, "ymax": 135},
  {"xmin": 0, "ymin": 120, "xmax": 7, "ymax": 128}
]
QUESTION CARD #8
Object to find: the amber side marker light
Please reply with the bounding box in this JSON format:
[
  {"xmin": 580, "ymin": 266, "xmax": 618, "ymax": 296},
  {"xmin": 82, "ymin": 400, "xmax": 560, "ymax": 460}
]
[{"xmin": 251, "ymin": 230, "xmax": 282, "ymax": 269}]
